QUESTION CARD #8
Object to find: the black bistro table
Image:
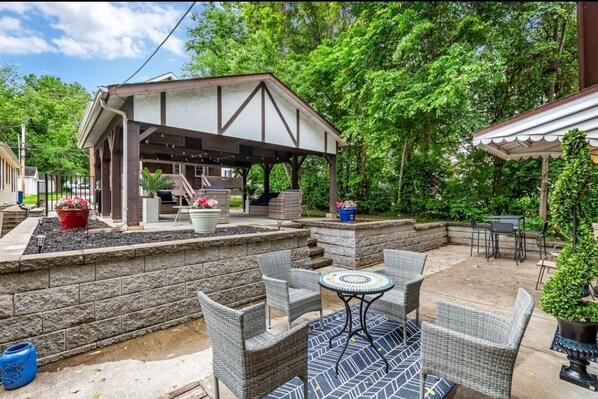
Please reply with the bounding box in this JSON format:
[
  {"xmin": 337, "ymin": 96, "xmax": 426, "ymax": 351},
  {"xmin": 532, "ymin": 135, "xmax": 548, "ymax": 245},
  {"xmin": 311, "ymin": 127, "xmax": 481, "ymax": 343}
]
[
  {"xmin": 484, "ymin": 215, "xmax": 527, "ymax": 263},
  {"xmin": 319, "ymin": 270, "xmax": 395, "ymax": 376}
]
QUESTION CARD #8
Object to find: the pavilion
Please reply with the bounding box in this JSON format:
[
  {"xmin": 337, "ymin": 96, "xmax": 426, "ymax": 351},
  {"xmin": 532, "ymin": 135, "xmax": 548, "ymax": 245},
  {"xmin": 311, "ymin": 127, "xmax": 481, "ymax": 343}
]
[{"xmin": 77, "ymin": 73, "xmax": 346, "ymax": 226}]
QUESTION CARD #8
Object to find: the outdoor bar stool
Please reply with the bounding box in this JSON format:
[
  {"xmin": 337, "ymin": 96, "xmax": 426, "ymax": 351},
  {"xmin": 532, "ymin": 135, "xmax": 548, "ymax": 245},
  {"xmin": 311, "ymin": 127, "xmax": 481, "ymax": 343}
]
[
  {"xmin": 534, "ymin": 221, "xmax": 549, "ymax": 259},
  {"xmin": 488, "ymin": 222, "xmax": 523, "ymax": 265},
  {"xmin": 469, "ymin": 220, "xmax": 488, "ymax": 256}
]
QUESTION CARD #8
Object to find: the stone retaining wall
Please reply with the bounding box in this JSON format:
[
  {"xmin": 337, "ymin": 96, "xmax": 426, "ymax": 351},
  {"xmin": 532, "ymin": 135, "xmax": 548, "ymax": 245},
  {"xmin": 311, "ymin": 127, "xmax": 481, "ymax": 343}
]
[
  {"xmin": 0, "ymin": 226, "xmax": 311, "ymax": 366},
  {"xmin": 301, "ymin": 219, "xmax": 448, "ymax": 269}
]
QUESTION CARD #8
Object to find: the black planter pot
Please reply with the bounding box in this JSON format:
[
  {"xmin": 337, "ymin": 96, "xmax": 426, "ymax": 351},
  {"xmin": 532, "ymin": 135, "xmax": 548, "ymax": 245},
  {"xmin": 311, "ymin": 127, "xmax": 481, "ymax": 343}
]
[{"xmin": 557, "ymin": 318, "xmax": 598, "ymax": 391}]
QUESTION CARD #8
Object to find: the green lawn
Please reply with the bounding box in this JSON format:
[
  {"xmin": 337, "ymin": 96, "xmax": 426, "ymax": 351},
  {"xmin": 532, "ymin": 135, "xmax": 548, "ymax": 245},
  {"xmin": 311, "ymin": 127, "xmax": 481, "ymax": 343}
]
[{"xmin": 23, "ymin": 193, "xmax": 61, "ymax": 205}]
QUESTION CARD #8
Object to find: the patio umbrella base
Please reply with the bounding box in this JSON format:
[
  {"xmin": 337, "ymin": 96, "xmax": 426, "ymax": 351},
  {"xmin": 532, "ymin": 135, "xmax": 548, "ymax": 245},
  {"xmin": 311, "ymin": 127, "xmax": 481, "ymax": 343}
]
[{"xmin": 560, "ymin": 363, "xmax": 598, "ymax": 391}]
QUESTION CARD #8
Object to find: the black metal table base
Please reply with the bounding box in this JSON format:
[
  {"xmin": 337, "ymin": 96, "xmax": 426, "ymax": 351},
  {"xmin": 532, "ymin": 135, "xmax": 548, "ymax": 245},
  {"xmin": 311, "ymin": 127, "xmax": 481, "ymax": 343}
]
[{"xmin": 329, "ymin": 291, "xmax": 389, "ymax": 376}]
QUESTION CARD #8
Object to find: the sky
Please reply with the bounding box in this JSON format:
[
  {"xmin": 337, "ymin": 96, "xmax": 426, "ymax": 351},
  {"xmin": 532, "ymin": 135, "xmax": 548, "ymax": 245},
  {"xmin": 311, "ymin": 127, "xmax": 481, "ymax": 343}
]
[{"xmin": 0, "ymin": 2, "xmax": 203, "ymax": 94}]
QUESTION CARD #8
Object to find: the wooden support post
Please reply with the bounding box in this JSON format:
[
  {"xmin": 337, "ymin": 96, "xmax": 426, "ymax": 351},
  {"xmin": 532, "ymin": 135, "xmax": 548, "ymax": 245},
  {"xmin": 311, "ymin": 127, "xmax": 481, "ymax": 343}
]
[
  {"xmin": 241, "ymin": 168, "xmax": 249, "ymax": 212},
  {"xmin": 263, "ymin": 163, "xmax": 270, "ymax": 197},
  {"xmin": 110, "ymin": 129, "xmax": 122, "ymax": 221},
  {"xmin": 326, "ymin": 155, "xmax": 337, "ymax": 214},
  {"xmin": 539, "ymin": 156, "xmax": 549, "ymax": 221},
  {"xmin": 100, "ymin": 142, "xmax": 111, "ymax": 217},
  {"xmin": 93, "ymin": 149, "xmax": 101, "ymax": 211},
  {"xmin": 127, "ymin": 121, "xmax": 140, "ymax": 226},
  {"xmin": 291, "ymin": 156, "xmax": 299, "ymax": 189}
]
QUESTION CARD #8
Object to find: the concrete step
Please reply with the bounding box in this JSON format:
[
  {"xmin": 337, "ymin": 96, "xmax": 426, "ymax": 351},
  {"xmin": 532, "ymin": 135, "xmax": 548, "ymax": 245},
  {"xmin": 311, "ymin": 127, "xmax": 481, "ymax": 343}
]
[
  {"xmin": 311, "ymin": 256, "xmax": 332, "ymax": 269},
  {"xmin": 307, "ymin": 237, "xmax": 317, "ymax": 247},
  {"xmin": 309, "ymin": 246, "xmax": 324, "ymax": 257}
]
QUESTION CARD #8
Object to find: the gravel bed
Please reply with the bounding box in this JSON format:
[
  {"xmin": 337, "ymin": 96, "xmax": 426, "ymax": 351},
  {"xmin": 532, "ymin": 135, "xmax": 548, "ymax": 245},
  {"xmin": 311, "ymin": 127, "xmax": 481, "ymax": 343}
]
[{"xmin": 24, "ymin": 217, "xmax": 272, "ymax": 255}]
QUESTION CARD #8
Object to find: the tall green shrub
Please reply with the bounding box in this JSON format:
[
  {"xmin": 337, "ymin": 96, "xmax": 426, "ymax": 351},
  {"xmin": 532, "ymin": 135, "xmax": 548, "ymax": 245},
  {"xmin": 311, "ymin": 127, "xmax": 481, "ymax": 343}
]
[{"xmin": 541, "ymin": 129, "xmax": 598, "ymax": 321}]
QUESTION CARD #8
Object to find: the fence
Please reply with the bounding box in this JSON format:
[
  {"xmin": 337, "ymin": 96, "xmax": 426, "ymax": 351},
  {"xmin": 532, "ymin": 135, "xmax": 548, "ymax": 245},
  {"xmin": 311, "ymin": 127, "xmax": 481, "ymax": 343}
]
[{"xmin": 37, "ymin": 174, "xmax": 93, "ymax": 216}]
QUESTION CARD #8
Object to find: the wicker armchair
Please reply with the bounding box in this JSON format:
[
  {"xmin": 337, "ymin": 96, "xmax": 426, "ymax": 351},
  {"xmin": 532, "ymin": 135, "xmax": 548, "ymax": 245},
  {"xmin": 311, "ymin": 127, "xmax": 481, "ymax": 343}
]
[
  {"xmin": 197, "ymin": 291, "xmax": 309, "ymax": 399},
  {"xmin": 257, "ymin": 250, "xmax": 323, "ymax": 330},
  {"xmin": 268, "ymin": 190, "xmax": 302, "ymax": 220},
  {"xmin": 420, "ymin": 288, "xmax": 534, "ymax": 399},
  {"xmin": 367, "ymin": 249, "xmax": 427, "ymax": 347}
]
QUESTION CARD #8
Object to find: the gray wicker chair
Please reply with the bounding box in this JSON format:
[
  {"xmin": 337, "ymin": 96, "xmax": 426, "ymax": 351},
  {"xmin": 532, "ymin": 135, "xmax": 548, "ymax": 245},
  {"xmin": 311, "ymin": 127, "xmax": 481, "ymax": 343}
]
[
  {"xmin": 419, "ymin": 288, "xmax": 535, "ymax": 399},
  {"xmin": 367, "ymin": 249, "xmax": 427, "ymax": 347},
  {"xmin": 197, "ymin": 291, "xmax": 309, "ymax": 399},
  {"xmin": 257, "ymin": 250, "xmax": 323, "ymax": 330}
]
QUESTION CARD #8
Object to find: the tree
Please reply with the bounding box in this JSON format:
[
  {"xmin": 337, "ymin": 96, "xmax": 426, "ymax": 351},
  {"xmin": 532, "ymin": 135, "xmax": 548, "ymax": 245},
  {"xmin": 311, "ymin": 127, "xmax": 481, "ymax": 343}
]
[
  {"xmin": 0, "ymin": 67, "xmax": 91, "ymax": 176},
  {"xmin": 183, "ymin": 2, "xmax": 580, "ymax": 221}
]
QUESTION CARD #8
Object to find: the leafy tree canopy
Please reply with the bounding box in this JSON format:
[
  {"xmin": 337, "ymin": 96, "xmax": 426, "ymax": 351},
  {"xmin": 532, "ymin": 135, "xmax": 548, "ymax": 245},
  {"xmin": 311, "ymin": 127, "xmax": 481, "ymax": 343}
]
[{"xmin": 0, "ymin": 65, "xmax": 91, "ymax": 176}]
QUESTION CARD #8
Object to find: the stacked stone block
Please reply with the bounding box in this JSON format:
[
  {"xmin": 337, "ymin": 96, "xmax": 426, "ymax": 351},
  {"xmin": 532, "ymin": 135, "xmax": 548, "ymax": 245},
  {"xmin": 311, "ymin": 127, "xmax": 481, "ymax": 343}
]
[
  {"xmin": 301, "ymin": 219, "xmax": 448, "ymax": 269},
  {"xmin": 0, "ymin": 229, "xmax": 311, "ymax": 366}
]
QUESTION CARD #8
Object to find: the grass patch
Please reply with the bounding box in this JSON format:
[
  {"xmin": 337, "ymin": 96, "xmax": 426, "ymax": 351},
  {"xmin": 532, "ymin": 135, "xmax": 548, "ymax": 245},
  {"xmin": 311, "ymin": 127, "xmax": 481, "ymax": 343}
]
[{"xmin": 23, "ymin": 193, "xmax": 62, "ymax": 205}]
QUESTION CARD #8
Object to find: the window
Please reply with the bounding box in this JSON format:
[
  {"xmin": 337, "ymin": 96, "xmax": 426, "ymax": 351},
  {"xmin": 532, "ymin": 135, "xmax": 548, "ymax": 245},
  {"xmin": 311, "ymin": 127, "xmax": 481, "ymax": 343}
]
[
  {"xmin": 173, "ymin": 164, "xmax": 184, "ymax": 175},
  {"xmin": 222, "ymin": 168, "xmax": 233, "ymax": 177},
  {"xmin": 194, "ymin": 165, "xmax": 203, "ymax": 177}
]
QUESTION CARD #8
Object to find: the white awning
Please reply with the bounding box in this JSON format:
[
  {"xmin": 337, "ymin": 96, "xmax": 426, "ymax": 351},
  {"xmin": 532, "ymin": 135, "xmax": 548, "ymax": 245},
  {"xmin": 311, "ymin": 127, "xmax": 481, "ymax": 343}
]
[{"xmin": 472, "ymin": 85, "xmax": 598, "ymax": 162}]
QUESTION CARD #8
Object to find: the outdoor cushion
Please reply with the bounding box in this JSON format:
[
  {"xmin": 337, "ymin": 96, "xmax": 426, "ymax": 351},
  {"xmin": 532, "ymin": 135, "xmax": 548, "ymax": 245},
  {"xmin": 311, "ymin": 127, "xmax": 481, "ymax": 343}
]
[{"xmin": 156, "ymin": 190, "xmax": 176, "ymax": 204}]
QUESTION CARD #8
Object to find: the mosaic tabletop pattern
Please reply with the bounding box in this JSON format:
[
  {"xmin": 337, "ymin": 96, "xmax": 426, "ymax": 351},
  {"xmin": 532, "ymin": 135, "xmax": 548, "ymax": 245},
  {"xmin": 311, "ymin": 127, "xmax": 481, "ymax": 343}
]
[{"xmin": 319, "ymin": 270, "xmax": 394, "ymax": 294}]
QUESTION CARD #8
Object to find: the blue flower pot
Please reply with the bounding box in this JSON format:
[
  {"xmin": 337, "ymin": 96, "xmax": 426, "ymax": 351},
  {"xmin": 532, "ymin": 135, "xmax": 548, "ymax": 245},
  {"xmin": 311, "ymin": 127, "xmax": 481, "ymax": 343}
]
[
  {"xmin": 338, "ymin": 208, "xmax": 357, "ymax": 222},
  {"xmin": 0, "ymin": 342, "xmax": 37, "ymax": 389}
]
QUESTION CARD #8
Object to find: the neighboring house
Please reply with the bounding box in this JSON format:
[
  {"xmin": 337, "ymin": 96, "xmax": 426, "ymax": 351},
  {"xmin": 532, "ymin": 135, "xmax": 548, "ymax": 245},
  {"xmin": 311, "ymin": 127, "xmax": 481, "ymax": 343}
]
[
  {"xmin": 23, "ymin": 166, "xmax": 38, "ymax": 195},
  {"xmin": 0, "ymin": 142, "xmax": 19, "ymax": 207}
]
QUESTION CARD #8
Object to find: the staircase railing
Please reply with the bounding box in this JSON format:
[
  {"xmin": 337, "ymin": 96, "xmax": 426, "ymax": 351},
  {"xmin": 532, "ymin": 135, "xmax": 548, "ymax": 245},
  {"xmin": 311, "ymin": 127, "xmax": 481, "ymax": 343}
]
[{"xmin": 179, "ymin": 173, "xmax": 195, "ymax": 204}]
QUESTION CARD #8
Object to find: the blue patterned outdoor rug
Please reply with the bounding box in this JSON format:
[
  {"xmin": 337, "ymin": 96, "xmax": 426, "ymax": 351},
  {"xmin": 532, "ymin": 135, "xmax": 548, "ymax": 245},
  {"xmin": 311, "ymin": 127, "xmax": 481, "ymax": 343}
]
[
  {"xmin": 264, "ymin": 308, "xmax": 454, "ymax": 399},
  {"xmin": 550, "ymin": 326, "xmax": 598, "ymax": 362}
]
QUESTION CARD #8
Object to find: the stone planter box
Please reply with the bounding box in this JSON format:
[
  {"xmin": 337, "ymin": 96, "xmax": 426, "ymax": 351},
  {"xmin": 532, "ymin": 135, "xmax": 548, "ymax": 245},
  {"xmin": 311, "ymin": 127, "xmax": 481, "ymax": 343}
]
[
  {"xmin": 300, "ymin": 219, "xmax": 448, "ymax": 269},
  {"xmin": 0, "ymin": 221, "xmax": 311, "ymax": 366}
]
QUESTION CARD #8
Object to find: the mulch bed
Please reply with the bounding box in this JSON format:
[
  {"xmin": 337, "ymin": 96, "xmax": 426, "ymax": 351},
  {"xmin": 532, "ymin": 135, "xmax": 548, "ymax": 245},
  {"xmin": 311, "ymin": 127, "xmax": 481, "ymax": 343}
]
[{"xmin": 24, "ymin": 217, "xmax": 272, "ymax": 255}]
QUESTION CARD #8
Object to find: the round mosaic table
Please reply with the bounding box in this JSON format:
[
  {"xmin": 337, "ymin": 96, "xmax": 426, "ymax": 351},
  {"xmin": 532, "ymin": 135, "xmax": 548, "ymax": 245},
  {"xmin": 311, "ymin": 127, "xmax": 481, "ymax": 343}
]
[{"xmin": 319, "ymin": 270, "xmax": 395, "ymax": 375}]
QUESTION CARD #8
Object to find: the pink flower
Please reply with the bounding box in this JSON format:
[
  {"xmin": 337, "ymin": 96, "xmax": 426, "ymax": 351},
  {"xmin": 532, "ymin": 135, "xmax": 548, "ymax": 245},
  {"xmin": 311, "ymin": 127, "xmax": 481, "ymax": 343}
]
[
  {"xmin": 337, "ymin": 200, "xmax": 357, "ymax": 209},
  {"xmin": 192, "ymin": 196, "xmax": 219, "ymax": 209}
]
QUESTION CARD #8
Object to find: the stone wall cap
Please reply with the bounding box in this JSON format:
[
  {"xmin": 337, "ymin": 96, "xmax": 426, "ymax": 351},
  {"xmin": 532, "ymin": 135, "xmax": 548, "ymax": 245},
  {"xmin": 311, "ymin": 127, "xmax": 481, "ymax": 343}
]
[
  {"xmin": 300, "ymin": 218, "xmax": 415, "ymax": 230},
  {"xmin": 82, "ymin": 246, "xmax": 136, "ymax": 264},
  {"xmin": 414, "ymin": 222, "xmax": 447, "ymax": 230},
  {"xmin": 20, "ymin": 250, "xmax": 84, "ymax": 272}
]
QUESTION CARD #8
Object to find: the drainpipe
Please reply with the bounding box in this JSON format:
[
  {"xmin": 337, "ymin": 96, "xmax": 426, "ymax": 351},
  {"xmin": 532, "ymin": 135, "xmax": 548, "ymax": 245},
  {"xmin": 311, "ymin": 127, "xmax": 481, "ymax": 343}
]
[{"xmin": 98, "ymin": 87, "xmax": 128, "ymax": 228}]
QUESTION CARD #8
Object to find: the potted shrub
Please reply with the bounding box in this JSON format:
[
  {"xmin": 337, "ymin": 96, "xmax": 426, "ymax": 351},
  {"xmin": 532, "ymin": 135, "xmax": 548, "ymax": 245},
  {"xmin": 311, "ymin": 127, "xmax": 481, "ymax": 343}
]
[
  {"xmin": 189, "ymin": 196, "xmax": 221, "ymax": 233},
  {"xmin": 138, "ymin": 168, "xmax": 174, "ymax": 224},
  {"xmin": 55, "ymin": 196, "xmax": 90, "ymax": 229},
  {"xmin": 540, "ymin": 129, "xmax": 598, "ymax": 391},
  {"xmin": 336, "ymin": 200, "xmax": 357, "ymax": 222}
]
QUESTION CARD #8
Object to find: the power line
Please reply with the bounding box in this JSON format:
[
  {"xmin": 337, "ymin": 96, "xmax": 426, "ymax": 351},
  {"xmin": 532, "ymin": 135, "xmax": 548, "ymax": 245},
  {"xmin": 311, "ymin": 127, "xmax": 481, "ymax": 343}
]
[{"xmin": 116, "ymin": 2, "xmax": 196, "ymax": 89}]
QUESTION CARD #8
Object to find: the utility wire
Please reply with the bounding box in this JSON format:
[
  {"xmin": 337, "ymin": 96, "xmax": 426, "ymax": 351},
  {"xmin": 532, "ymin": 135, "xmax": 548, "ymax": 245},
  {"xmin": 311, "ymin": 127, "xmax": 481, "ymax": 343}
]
[{"xmin": 115, "ymin": 1, "xmax": 196, "ymax": 89}]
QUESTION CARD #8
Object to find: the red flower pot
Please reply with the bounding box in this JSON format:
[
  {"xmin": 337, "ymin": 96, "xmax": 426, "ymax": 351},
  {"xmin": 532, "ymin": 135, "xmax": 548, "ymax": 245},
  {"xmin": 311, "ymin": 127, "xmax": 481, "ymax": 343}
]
[{"xmin": 56, "ymin": 209, "xmax": 89, "ymax": 229}]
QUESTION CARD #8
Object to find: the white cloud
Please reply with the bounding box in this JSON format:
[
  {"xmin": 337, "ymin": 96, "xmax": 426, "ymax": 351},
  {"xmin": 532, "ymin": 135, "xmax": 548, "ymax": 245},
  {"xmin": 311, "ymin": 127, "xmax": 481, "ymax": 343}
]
[
  {"xmin": 0, "ymin": 2, "xmax": 189, "ymax": 59},
  {"xmin": 0, "ymin": 16, "xmax": 54, "ymax": 55}
]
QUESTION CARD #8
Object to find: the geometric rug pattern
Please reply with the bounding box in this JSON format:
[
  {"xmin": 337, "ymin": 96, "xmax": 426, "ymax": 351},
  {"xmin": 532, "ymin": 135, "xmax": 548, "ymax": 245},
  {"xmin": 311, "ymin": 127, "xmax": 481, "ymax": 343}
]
[
  {"xmin": 264, "ymin": 307, "xmax": 454, "ymax": 399},
  {"xmin": 550, "ymin": 326, "xmax": 598, "ymax": 363}
]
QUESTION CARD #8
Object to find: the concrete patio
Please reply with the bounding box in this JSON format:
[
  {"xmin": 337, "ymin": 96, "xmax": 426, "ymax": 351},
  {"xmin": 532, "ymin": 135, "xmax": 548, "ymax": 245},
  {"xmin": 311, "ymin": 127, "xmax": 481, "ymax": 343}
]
[{"xmin": 1, "ymin": 244, "xmax": 592, "ymax": 399}]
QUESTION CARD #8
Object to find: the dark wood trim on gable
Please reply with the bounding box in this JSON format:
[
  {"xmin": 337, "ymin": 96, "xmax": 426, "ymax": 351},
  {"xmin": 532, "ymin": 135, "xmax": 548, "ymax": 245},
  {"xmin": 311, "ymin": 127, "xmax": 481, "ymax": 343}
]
[
  {"xmin": 160, "ymin": 92, "xmax": 166, "ymax": 125},
  {"xmin": 217, "ymin": 86, "xmax": 222, "ymax": 135},
  {"xmin": 106, "ymin": 72, "xmax": 343, "ymax": 139},
  {"xmin": 261, "ymin": 84, "xmax": 266, "ymax": 142},
  {"xmin": 324, "ymin": 131, "xmax": 328, "ymax": 154},
  {"xmin": 263, "ymin": 85, "xmax": 297, "ymax": 147},
  {"xmin": 296, "ymin": 109, "xmax": 300, "ymax": 147},
  {"xmin": 221, "ymin": 83, "xmax": 263, "ymax": 134}
]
